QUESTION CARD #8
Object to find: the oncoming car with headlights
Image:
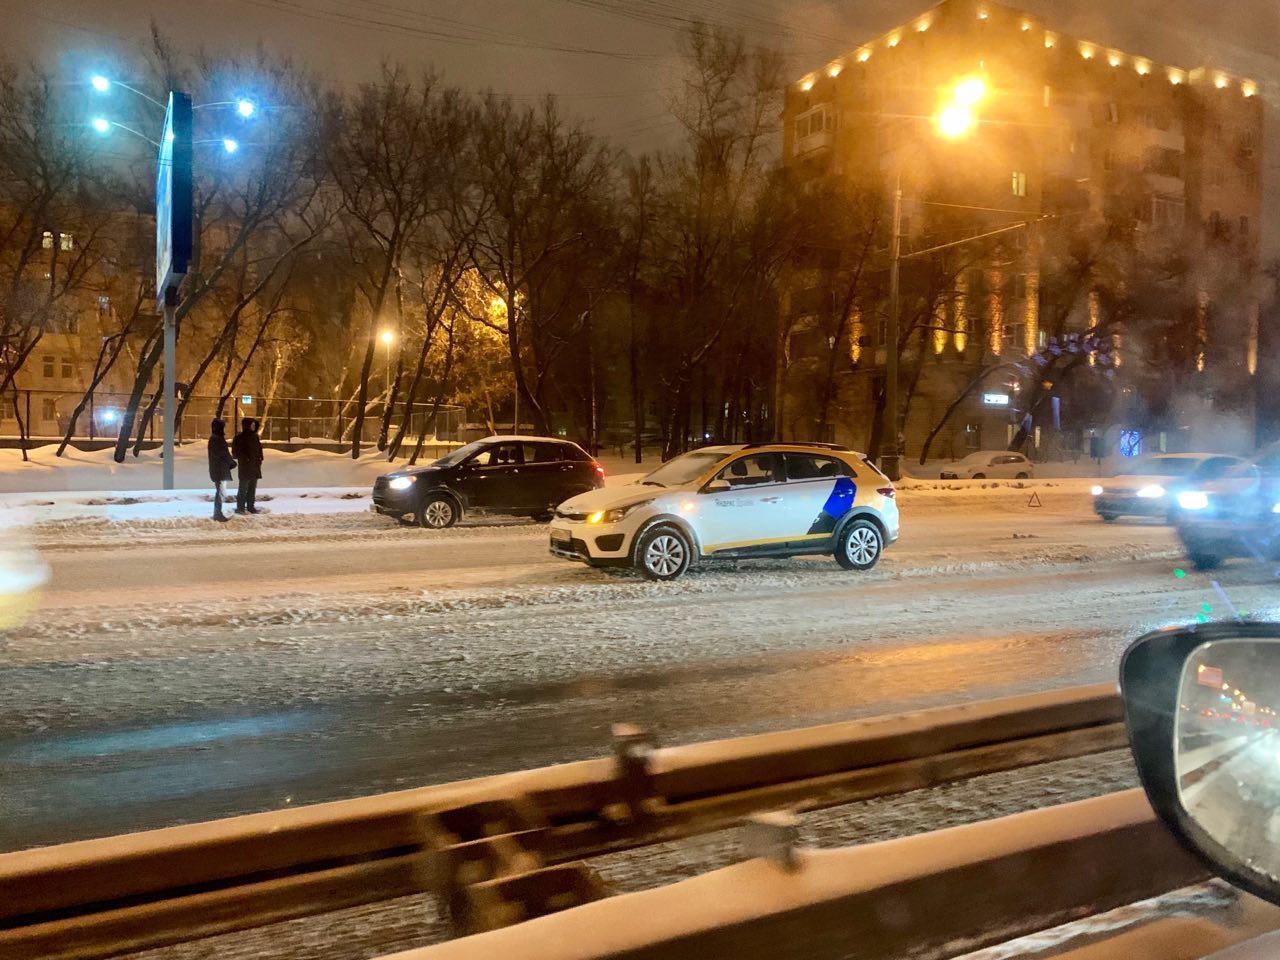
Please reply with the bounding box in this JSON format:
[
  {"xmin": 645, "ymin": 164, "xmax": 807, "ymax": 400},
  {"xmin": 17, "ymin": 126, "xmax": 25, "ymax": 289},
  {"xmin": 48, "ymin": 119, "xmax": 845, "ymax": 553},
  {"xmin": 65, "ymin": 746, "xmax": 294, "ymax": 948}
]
[
  {"xmin": 1090, "ymin": 453, "xmax": 1243, "ymax": 523},
  {"xmin": 548, "ymin": 443, "xmax": 899, "ymax": 580}
]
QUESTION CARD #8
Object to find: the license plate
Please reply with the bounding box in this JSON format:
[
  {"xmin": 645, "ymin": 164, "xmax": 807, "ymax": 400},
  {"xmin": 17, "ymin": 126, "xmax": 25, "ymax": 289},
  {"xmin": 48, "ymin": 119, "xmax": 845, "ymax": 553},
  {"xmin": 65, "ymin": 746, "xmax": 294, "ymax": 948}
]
[{"xmin": 550, "ymin": 527, "xmax": 571, "ymax": 544}]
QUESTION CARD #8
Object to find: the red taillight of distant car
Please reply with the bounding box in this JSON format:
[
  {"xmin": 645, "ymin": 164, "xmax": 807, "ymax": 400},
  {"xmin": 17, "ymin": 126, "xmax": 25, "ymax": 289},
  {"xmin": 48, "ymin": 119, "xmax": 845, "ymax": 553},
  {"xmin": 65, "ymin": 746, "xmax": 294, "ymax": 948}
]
[
  {"xmin": 595, "ymin": 463, "xmax": 605, "ymax": 477},
  {"xmin": 876, "ymin": 487, "xmax": 896, "ymax": 498}
]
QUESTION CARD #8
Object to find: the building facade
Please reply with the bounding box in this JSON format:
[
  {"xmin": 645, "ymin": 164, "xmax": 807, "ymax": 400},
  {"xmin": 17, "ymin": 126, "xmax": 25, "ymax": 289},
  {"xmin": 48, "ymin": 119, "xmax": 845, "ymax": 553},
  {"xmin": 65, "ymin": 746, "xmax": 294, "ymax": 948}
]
[{"xmin": 779, "ymin": 0, "xmax": 1265, "ymax": 462}]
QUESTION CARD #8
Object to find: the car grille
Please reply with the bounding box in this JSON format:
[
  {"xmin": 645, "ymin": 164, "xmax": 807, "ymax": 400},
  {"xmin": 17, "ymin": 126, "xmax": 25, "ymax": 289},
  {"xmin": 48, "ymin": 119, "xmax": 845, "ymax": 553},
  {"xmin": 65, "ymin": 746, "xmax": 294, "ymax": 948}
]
[{"xmin": 373, "ymin": 477, "xmax": 389, "ymax": 493}]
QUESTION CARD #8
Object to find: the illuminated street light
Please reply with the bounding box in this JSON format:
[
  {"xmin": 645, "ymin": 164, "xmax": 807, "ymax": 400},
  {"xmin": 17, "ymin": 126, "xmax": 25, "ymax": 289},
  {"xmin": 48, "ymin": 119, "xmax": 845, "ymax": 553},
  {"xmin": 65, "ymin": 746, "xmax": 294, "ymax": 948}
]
[
  {"xmin": 936, "ymin": 105, "xmax": 976, "ymax": 138},
  {"xmin": 222, "ymin": 137, "xmax": 239, "ymax": 154},
  {"xmin": 954, "ymin": 76, "xmax": 987, "ymax": 106},
  {"xmin": 236, "ymin": 98, "xmax": 256, "ymax": 118},
  {"xmin": 90, "ymin": 74, "xmax": 110, "ymax": 93},
  {"xmin": 379, "ymin": 330, "xmax": 395, "ymax": 345},
  {"xmin": 91, "ymin": 117, "xmax": 110, "ymax": 134}
]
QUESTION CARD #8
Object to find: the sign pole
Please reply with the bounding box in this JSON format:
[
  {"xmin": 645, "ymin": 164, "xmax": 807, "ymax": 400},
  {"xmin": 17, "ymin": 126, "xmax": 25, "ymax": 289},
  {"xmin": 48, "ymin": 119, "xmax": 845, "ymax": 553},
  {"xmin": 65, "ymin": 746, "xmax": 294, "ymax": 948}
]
[
  {"xmin": 162, "ymin": 293, "xmax": 176, "ymax": 490},
  {"xmin": 156, "ymin": 90, "xmax": 192, "ymax": 491}
]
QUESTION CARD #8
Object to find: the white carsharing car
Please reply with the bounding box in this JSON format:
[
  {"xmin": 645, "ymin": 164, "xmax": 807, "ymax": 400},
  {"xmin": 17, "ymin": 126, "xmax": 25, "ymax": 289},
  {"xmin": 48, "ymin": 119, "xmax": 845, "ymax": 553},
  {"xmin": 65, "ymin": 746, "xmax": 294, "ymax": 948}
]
[{"xmin": 548, "ymin": 443, "xmax": 899, "ymax": 580}]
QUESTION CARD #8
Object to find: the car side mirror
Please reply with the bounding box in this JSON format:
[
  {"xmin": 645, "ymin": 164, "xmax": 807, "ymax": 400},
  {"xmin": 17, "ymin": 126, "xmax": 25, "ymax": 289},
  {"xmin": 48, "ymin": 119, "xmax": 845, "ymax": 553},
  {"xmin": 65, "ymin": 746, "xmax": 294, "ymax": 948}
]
[
  {"xmin": 704, "ymin": 478, "xmax": 731, "ymax": 494},
  {"xmin": 1121, "ymin": 623, "xmax": 1280, "ymax": 906}
]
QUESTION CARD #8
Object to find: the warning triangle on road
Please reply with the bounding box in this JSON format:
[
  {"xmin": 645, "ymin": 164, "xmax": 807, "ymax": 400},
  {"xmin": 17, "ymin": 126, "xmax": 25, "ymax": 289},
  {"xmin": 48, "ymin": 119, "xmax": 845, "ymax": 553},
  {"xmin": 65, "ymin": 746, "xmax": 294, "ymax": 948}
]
[{"xmin": 1027, "ymin": 491, "xmax": 1042, "ymax": 508}]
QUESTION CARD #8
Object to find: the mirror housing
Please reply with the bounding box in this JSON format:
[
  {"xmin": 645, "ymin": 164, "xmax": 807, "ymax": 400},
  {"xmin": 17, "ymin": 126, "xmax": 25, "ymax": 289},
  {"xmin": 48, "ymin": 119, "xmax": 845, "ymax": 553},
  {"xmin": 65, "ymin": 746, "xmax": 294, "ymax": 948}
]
[
  {"xmin": 1121, "ymin": 623, "xmax": 1280, "ymax": 906},
  {"xmin": 703, "ymin": 478, "xmax": 731, "ymax": 494}
]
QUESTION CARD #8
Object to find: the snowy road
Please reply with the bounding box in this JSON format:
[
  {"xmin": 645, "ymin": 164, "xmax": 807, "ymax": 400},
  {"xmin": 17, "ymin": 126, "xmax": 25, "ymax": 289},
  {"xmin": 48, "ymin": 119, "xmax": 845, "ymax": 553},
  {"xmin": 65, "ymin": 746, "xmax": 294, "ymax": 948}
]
[{"xmin": 4, "ymin": 481, "xmax": 1279, "ymax": 851}]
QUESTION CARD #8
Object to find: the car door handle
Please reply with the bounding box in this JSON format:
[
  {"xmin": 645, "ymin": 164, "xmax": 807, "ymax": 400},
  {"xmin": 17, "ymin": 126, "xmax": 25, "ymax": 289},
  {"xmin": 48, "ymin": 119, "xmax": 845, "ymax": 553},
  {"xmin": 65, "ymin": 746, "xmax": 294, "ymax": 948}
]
[{"xmin": 761, "ymin": 496, "xmax": 781, "ymax": 503}]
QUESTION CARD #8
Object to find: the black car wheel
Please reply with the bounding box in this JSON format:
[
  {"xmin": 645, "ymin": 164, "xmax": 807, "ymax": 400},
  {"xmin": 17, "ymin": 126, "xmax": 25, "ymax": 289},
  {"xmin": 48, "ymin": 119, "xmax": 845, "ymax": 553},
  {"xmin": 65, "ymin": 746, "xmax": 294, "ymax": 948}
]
[
  {"xmin": 1099, "ymin": 512, "xmax": 1118, "ymax": 523},
  {"xmin": 635, "ymin": 525, "xmax": 692, "ymax": 581},
  {"xmin": 971, "ymin": 473, "xmax": 986, "ymax": 479},
  {"xmin": 417, "ymin": 494, "xmax": 459, "ymax": 529},
  {"xmin": 1015, "ymin": 472, "xmax": 1029, "ymax": 479},
  {"xmin": 835, "ymin": 518, "xmax": 883, "ymax": 571}
]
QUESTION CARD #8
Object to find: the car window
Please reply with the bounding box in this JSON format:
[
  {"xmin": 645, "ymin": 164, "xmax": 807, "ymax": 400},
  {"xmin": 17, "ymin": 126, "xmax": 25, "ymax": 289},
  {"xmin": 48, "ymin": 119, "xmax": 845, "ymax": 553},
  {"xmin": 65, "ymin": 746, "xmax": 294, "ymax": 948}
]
[
  {"xmin": 714, "ymin": 453, "xmax": 784, "ymax": 488},
  {"xmin": 1254, "ymin": 450, "xmax": 1280, "ymax": 477},
  {"xmin": 641, "ymin": 449, "xmax": 733, "ymax": 487},
  {"xmin": 785, "ymin": 454, "xmax": 851, "ymax": 481},
  {"xmin": 433, "ymin": 439, "xmax": 489, "ymax": 467},
  {"xmin": 470, "ymin": 442, "xmax": 523, "ymax": 467},
  {"xmin": 525, "ymin": 443, "xmax": 562, "ymax": 463},
  {"xmin": 1118, "ymin": 457, "xmax": 1196, "ymax": 477},
  {"xmin": 562, "ymin": 443, "xmax": 592, "ymax": 462},
  {"xmin": 1193, "ymin": 457, "xmax": 1239, "ymax": 480}
]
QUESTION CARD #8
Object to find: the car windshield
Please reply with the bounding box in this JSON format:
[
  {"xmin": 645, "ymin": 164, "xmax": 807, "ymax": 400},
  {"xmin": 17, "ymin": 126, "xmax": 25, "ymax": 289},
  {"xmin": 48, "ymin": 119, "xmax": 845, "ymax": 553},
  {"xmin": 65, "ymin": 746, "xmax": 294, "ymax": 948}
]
[
  {"xmin": 1117, "ymin": 458, "xmax": 1197, "ymax": 477},
  {"xmin": 431, "ymin": 440, "xmax": 490, "ymax": 467},
  {"xmin": 640, "ymin": 449, "xmax": 733, "ymax": 487}
]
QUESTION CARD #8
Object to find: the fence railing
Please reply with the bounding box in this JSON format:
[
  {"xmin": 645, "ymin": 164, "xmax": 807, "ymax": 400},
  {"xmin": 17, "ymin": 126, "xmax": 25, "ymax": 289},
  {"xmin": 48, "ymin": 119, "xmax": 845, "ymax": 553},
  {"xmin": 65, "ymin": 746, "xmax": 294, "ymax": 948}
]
[
  {"xmin": 0, "ymin": 684, "xmax": 1127, "ymax": 960},
  {"xmin": 0, "ymin": 389, "xmax": 466, "ymax": 447}
]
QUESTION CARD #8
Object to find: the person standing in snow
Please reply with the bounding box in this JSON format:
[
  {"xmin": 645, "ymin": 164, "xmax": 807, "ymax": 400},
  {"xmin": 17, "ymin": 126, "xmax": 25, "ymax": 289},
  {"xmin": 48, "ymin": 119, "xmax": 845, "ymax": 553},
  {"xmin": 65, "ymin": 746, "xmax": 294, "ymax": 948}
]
[
  {"xmin": 207, "ymin": 418, "xmax": 236, "ymax": 522},
  {"xmin": 232, "ymin": 418, "xmax": 264, "ymax": 514}
]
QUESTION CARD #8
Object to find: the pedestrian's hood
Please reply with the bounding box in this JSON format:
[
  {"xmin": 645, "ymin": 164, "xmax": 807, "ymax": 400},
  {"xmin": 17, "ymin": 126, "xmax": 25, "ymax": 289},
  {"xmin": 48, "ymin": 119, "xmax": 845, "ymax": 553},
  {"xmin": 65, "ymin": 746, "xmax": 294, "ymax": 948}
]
[{"xmin": 559, "ymin": 484, "xmax": 666, "ymax": 513}]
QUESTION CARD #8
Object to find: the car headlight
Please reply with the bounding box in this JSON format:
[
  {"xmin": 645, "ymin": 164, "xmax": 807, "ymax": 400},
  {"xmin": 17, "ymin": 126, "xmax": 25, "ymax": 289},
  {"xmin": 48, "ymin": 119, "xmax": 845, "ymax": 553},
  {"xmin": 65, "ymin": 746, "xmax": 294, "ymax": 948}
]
[
  {"xmin": 1136, "ymin": 484, "xmax": 1165, "ymax": 499},
  {"xmin": 388, "ymin": 476, "xmax": 415, "ymax": 491},
  {"xmin": 1090, "ymin": 484, "xmax": 1103, "ymax": 496},
  {"xmin": 1178, "ymin": 490, "xmax": 1209, "ymax": 511},
  {"xmin": 588, "ymin": 502, "xmax": 649, "ymax": 524}
]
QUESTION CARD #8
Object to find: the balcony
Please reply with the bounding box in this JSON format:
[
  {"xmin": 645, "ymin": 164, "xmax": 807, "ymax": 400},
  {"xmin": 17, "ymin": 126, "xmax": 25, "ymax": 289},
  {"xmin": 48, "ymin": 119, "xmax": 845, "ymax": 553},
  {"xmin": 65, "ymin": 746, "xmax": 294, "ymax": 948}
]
[{"xmin": 795, "ymin": 128, "xmax": 834, "ymax": 156}]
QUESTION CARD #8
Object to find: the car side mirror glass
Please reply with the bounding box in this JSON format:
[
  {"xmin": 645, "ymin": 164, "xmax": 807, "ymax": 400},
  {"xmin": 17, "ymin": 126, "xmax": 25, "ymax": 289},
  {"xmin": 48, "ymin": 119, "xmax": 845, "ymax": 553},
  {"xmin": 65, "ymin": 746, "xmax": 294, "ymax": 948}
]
[
  {"xmin": 704, "ymin": 478, "xmax": 731, "ymax": 494},
  {"xmin": 1121, "ymin": 624, "xmax": 1280, "ymax": 906}
]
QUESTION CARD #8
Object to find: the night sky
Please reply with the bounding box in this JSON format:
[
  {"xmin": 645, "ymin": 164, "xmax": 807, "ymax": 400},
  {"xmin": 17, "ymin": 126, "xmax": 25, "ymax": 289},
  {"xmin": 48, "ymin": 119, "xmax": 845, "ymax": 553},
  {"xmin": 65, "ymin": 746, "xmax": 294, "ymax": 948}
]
[{"xmin": 1, "ymin": 0, "xmax": 1276, "ymax": 247}]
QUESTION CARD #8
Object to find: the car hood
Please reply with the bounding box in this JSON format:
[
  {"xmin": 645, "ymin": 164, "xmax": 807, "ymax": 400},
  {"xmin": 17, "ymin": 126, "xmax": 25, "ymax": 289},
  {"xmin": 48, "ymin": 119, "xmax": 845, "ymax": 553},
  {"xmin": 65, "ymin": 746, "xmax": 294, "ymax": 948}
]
[
  {"xmin": 380, "ymin": 465, "xmax": 441, "ymax": 481},
  {"xmin": 558, "ymin": 484, "xmax": 667, "ymax": 512},
  {"xmin": 1104, "ymin": 475, "xmax": 1176, "ymax": 491}
]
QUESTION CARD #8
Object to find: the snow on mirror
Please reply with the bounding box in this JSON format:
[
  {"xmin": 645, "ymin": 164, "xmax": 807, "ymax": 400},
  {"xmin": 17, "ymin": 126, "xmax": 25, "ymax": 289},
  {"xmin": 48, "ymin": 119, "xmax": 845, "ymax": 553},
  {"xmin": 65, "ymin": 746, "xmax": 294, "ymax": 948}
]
[{"xmin": 1176, "ymin": 638, "xmax": 1280, "ymax": 884}]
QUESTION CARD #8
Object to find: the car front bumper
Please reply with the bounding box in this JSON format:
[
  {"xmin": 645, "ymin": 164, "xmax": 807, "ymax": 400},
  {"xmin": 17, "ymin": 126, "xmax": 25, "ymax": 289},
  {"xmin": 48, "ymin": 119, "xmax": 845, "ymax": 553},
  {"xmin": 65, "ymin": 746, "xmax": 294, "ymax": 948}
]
[
  {"xmin": 1178, "ymin": 518, "xmax": 1280, "ymax": 559},
  {"xmin": 548, "ymin": 520, "xmax": 633, "ymax": 566},
  {"xmin": 1093, "ymin": 494, "xmax": 1168, "ymax": 518},
  {"xmin": 372, "ymin": 482, "xmax": 417, "ymax": 516}
]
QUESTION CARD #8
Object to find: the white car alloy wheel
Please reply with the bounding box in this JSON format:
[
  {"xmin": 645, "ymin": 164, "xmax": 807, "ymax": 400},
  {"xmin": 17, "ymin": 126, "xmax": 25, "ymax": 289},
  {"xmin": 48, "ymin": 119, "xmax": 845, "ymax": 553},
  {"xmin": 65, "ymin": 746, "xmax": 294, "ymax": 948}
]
[
  {"xmin": 420, "ymin": 497, "xmax": 456, "ymax": 529},
  {"xmin": 637, "ymin": 526, "xmax": 691, "ymax": 581},
  {"xmin": 836, "ymin": 519, "xmax": 882, "ymax": 571}
]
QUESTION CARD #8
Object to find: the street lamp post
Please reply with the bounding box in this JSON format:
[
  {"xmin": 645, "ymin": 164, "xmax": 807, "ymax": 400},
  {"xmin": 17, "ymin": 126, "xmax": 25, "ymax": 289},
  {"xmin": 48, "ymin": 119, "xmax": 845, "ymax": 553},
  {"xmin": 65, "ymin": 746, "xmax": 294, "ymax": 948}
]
[
  {"xmin": 883, "ymin": 171, "xmax": 904, "ymax": 481},
  {"xmin": 879, "ymin": 77, "xmax": 984, "ymax": 480}
]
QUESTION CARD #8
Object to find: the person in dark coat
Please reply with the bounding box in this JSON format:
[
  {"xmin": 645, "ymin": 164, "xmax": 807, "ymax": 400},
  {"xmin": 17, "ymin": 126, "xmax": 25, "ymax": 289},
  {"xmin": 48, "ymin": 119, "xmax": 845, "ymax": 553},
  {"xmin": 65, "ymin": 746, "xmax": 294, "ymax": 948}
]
[
  {"xmin": 232, "ymin": 418, "xmax": 265, "ymax": 514},
  {"xmin": 207, "ymin": 419, "xmax": 236, "ymax": 522}
]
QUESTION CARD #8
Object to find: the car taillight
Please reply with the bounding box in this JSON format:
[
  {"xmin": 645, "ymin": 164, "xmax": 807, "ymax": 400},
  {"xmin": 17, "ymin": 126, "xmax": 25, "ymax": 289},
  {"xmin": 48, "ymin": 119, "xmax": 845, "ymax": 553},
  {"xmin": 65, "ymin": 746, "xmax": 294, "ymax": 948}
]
[
  {"xmin": 594, "ymin": 463, "xmax": 605, "ymax": 476},
  {"xmin": 876, "ymin": 486, "xmax": 896, "ymax": 498}
]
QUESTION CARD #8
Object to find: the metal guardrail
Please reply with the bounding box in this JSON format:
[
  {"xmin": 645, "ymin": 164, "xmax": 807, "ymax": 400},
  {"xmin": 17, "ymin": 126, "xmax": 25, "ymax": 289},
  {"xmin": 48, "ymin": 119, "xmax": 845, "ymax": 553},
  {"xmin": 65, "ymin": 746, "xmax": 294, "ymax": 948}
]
[
  {"xmin": 0, "ymin": 684, "xmax": 1127, "ymax": 960},
  {"xmin": 397, "ymin": 790, "xmax": 1216, "ymax": 960}
]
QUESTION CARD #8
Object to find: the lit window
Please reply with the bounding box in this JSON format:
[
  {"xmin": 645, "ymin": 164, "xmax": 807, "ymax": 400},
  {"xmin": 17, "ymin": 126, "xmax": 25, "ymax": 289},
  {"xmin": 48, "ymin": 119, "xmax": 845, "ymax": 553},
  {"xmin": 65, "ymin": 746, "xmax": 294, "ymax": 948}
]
[
  {"xmin": 1011, "ymin": 171, "xmax": 1028, "ymax": 197},
  {"xmin": 59, "ymin": 233, "xmax": 74, "ymax": 251},
  {"xmin": 41, "ymin": 231, "xmax": 53, "ymax": 250}
]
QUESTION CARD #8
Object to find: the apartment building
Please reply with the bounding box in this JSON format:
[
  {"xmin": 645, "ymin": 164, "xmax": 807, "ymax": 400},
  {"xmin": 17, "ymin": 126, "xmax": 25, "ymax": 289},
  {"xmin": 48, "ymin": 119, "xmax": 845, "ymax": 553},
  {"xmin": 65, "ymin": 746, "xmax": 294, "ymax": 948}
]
[{"xmin": 779, "ymin": 0, "xmax": 1265, "ymax": 459}]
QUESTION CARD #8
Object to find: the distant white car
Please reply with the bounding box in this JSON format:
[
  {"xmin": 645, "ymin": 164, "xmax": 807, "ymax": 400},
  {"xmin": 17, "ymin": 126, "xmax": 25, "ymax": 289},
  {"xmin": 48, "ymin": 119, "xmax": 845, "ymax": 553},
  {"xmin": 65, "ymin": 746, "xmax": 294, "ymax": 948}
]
[{"xmin": 939, "ymin": 451, "xmax": 1034, "ymax": 480}]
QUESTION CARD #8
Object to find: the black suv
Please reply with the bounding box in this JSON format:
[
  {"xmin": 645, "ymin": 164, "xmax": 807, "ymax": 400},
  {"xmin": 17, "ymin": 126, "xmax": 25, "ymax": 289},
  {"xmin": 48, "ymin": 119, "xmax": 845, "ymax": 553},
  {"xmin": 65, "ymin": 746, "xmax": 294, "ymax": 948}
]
[{"xmin": 373, "ymin": 435, "xmax": 604, "ymax": 528}]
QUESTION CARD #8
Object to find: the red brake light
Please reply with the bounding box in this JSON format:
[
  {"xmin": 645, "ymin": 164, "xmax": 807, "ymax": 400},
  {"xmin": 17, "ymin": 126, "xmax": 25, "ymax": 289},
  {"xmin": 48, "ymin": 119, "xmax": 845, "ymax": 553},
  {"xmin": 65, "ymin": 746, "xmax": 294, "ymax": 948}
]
[
  {"xmin": 876, "ymin": 486, "xmax": 896, "ymax": 498},
  {"xmin": 594, "ymin": 463, "xmax": 605, "ymax": 476}
]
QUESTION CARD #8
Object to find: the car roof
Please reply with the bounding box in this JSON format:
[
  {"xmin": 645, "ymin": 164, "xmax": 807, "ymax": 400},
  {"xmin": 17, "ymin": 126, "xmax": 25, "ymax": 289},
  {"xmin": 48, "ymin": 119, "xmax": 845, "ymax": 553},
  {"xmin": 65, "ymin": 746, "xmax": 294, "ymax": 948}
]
[{"xmin": 479, "ymin": 435, "xmax": 582, "ymax": 446}]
